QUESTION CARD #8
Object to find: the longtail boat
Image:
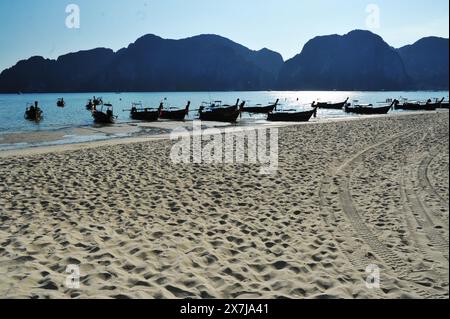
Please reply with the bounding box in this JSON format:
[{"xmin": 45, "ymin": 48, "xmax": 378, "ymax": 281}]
[
  {"xmin": 267, "ymin": 102, "xmax": 318, "ymax": 122},
  {"xmin": 57, "ymin": 98, "xmax": 65, "ymax": 108},
  {"xmin": 345, "ymin": 99, "xmax": 398, "ymax": 115},
  {"xmin": 198, "ymin": 99, "xmax": 244, "ymax": 122},
  {"xmin": 128, "ymin": 102, "xmax": 163, "ymax": 122},
  {"xmin": 92, "ymin": 103, "xmax": 116, "ymax": 124},
  {"xmin": 395, "ymin": 97, "xmax": 443, "ymax": 111},
  {"xmin": 160, "ymin": 101, "xmax": 190, "ymax": 121},
  {"xmin": 24, "ymin": 101, "xmax": 43, "ymax": 122},
  {"xmin": 242, "ymin": 99, "xmax": 279, "ymax": 114},
  {"xmin": 316, "ymin": 97, "xmax": 349, "ymax": 109}
]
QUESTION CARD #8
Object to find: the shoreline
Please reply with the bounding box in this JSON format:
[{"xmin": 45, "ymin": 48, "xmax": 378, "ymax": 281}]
[{"xmin": 1, "ymin": 110, "xmax": 447, "ymax": 158}]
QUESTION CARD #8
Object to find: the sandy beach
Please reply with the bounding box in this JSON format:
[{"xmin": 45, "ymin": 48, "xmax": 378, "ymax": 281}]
[{"xmin": 0, "ymin": 112, "xmax": 448, "ymax": 299}]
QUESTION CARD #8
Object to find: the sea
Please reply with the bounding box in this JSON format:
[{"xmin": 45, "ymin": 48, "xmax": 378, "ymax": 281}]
[{"xmin": 0, "ymin": 91, "xmax": 448, "ymax": 150}]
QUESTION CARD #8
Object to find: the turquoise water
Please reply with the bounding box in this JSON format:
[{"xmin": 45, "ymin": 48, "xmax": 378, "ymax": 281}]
[{"xmin": 0, "ymin": 91, "xmax": 448, "ymax": 135}]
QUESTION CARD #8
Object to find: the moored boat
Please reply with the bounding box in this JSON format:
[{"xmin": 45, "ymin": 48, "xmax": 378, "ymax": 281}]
[
  {"xmin": 201, "ymin": 99, "xmax": 241, "ymax": 112},
  {"xmin": 398, "ymin": 102, "xmax": 436, "ymax": 111},
  {"xmin": 198, "ymin": 99, "xmax": 244, "ymax": 122},
  {"xmin": 160, "ymin": 101, "xmax": 190, "ymax": 121},
  {"xmin": 57, "ymin": 98, "xmax": 65, "ymax": 108},
  {"xmin": 242, "ymin": 99, "xmax": 279, "ymax": 114},
  {"xmin": 267, "ymin": 102, "xmax": 318, "ymax": 122},
  {"xmin": 24, "ymin": 101, "xmax": 43, "ymax": 122},
  {"xmin": 129, "ymin": 102, "xmax": 163, "ymax": 122},
  {"xmin": 345, "ymin": 99, "xmax": 398, "ymax": 115},
  {"xmin": 316, "ymin": 97, "xmax": 349, "ymax": 109},
  {"xmin": 92, "ymin": 103, "xmax": 116, "ymax": 124},
  {"xmin": 395, "ymin": 97, "xmax": 443, "ymax": 111}
]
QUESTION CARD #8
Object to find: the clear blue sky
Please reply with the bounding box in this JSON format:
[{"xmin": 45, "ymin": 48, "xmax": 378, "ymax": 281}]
[{"xmin": 0, "ymin": 0, "xmax": 448, "ymax": 71}]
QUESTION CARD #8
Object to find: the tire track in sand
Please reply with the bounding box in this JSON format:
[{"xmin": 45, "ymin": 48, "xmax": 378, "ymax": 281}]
[
  {"xmin": 400, "ymin": 130, "xmax": 448, "ymax": 260},
  {"xmin": 418, "ymin": 155, "xmax": 449, "ymax": 218},
  {"xmin": 319, "ymin": 131, "xmax": 447, "ymax": 298},
  {"xmin": 402, "ymin": 160, "xmax": 449, "ymax": 260}
]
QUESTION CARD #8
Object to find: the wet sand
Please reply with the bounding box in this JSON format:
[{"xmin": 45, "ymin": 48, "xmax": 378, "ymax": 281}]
[
  {"xmin": 0, "ymin": 112, "xmax": 448, "ymax": 299},
  {"xmin": 0, "ymin": 120, "xmax": 258, "ymax": 152}
]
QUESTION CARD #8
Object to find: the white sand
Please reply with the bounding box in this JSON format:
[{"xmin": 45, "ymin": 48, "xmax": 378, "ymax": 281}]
[{"xmin": 0, "ymin": 112, "xmax": 448, "ymax": 299}]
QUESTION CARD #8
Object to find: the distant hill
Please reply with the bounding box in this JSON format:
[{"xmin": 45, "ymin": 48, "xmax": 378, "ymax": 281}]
[
  {"xmin": 398, "ymin": 37, "xmax": 449, "ymax": 90},
  {"xmin": 0, "ymin": 34, "xmax": 283, "ymax": 93},
  {"xmin": 277, "ymin": 30, "xmax": 411, "ymax": 91},
  {"xmin": 0, "ymin": 31, "xmax": 448, "ymax": 92},
  {"xmin": 0, "ymin": 49, "xmax": 118, "ymax": 93}
]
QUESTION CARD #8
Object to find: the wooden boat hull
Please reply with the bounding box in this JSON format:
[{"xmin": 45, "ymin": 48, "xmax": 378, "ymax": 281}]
[
  {"xmin": 130, "ymin": 111, "xmax": 160, "ymax": 122},
  {"xmin": 93, "ymin": 111, "xmax": 115, "ymax": 124},
  {"xmin": 243, "ymin": 99, "xmax": 278, "ymax": 114},
  {"xmin": 316, "ymin": 101, "xmax": 347, "ymax": 109},
  {"xmin": 345, "ymin": 105, "xmax": 391, "ymax": 115},
  {"xmin": 160, "ymin": 102, "xmax": 190, "ymax": 121},
  {"xmin": 199, "ymin": 108, "xmax": 240, "ymax": 122},
  {"xmin": 267, "ymin": 109, "xmax": 316, "ymax": 122},
  {"xmin": 316, "ymin": 98, "xmax": 349, "ymax": 110},
  {"xmin": 160, "ymin": 109, "xmax": 187, "ymax": 121},
  {"xmin": 395, "ymin": 103, "xmax": 436, "ymax": 111}
]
